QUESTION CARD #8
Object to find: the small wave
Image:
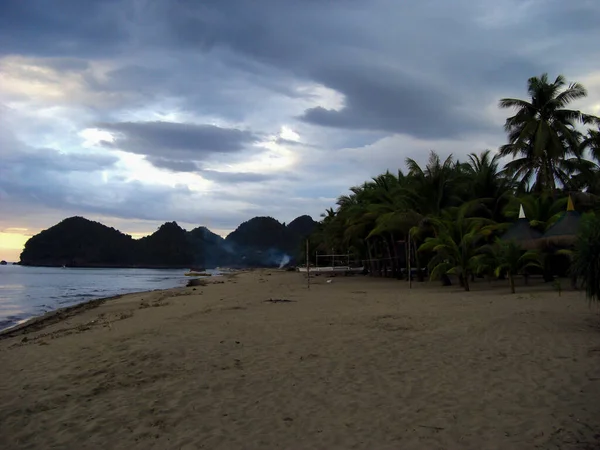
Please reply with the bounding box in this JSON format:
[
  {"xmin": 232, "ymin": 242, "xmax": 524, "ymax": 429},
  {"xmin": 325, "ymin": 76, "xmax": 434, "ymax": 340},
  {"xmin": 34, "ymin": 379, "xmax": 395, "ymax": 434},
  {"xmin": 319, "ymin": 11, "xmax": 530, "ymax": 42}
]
[
  {"xmin": 59, "ymin": 293, "xmax": 98, "ymax": 299},
  {"xmin": 0, "ymin": 315, "xmax": 26, "ymax": 331}
]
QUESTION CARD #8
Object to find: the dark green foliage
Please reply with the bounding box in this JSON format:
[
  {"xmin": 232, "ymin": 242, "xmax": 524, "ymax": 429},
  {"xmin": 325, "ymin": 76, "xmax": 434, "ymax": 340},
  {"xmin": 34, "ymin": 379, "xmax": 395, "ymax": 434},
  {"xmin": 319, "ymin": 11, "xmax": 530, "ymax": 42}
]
[
  {"xmin": 570, "ymin": 213, "xmax": 600, "ymax": 304},
  {"xmin": 187, "ymin": 226, "xmax": 232, "ymax": 268},
  {"xmin": 137, "ymin": 222, "xmax": 193, "ymax": 266},
  {"xmin": 475, "ymin": 239, "xmax": 541, "ymax": 293},
  {"xmin": 498, "ymin": 73, "xmax": 591, "ymax": 193},
  {"xmin": 20, "ymin": 217, "xmax": 138, "ymax": 267},
  {"xmin": 226, "ymin": 217, "xmax": 296, "ymax": 254},
  {"xmin": 286, "ymin": 215, "xmax": 318, "ymax": 238},
  {"xmin": 225, "ymin": 216, "xmax": 317, "ymax": 266},
  {"xmin": 418, "ymin": 203, "xmax": 493, "ymax": 291}
]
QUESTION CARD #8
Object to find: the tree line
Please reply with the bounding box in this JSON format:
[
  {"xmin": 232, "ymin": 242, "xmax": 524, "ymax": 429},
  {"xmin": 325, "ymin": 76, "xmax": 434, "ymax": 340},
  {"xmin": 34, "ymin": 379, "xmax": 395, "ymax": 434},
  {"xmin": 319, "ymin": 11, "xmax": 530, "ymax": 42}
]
[{"xmin": 308, "ymin": 74, "xmax": 600, "ymax": 300}]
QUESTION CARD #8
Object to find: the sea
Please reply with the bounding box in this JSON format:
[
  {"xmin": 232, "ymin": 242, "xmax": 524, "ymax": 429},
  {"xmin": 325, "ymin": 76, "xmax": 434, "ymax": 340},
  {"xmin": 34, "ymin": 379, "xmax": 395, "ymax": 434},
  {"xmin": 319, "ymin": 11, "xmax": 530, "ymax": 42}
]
[{"xmin": 0, "ymin": 265, "xmax": 219, "ymax": 332}]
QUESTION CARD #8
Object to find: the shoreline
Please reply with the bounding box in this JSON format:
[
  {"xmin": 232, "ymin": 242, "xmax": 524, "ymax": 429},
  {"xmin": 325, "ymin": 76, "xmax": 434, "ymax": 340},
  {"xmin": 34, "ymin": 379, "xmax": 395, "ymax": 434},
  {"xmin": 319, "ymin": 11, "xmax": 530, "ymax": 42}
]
[
  {"xmin": 0, "ymin": 269, "xmax": 245, "ymax": 338},
  {"xmin": 14, "ymin": 263, "xmax": 281, "ymax": 270},
  {"xmin": 0, "ymin": 293, "xmax": 129, "ymax": 339},
  {"xmin": 15, "ymin": 264, "xmax": 207, "ymax": 270}
]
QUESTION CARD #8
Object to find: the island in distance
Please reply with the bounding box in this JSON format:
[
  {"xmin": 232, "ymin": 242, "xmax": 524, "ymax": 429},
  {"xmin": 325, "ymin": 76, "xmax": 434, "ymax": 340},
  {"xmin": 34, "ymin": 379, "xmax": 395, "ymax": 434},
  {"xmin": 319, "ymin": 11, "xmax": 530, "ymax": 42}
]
[{"xmin": 18, "ymin": 215, "xmax": 317, "ymax": 269}]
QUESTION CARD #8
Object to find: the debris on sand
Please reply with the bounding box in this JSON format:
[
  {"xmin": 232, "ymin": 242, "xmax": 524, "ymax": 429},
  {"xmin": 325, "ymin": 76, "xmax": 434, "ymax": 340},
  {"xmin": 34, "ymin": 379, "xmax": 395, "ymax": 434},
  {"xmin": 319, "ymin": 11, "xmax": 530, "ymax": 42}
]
[
  {"xmin": 264, "ymin": 298, "xmax": 296, "ymax": 303},
  {"xmin": 187, "ymin": 278, "xmax": 208, "ymax": 287}
]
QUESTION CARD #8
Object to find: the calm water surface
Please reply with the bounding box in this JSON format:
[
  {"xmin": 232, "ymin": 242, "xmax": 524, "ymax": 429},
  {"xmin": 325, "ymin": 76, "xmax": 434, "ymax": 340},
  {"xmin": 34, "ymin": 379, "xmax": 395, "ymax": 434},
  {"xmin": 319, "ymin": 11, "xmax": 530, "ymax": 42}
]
[{"xmin": 0, "ymin": 265, "xmax": 218, "ymax": 331}]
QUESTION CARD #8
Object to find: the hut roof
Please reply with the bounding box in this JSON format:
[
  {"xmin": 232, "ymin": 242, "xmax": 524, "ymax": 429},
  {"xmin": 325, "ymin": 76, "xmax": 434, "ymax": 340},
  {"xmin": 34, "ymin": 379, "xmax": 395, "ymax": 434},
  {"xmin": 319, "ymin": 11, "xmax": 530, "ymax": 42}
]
[
  {"xmin": 540, "ymin": 195, "xmax": 581, "ymax": 247},
  {"xmin": 500, "ymin": 204, "xmax": 542, "ymax": 248},
  {"xmin": 543, "ymin": 210, "xmax": 581, "ymax": 239},
  {"xmin": 501, "ymin": 219, "xmax": 543, "ymax": 242}
]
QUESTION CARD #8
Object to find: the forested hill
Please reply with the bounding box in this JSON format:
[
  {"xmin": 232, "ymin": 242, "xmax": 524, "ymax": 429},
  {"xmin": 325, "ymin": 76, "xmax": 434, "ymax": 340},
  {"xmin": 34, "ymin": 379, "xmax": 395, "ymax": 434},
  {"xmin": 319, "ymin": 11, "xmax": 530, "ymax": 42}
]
[
  {"xmin": 224, "ymin": 215, "xmax": 317, "ymax": 266},
  {"xmin": 18, "ymin": 215, "xmax": 317, "ymax": 268}
]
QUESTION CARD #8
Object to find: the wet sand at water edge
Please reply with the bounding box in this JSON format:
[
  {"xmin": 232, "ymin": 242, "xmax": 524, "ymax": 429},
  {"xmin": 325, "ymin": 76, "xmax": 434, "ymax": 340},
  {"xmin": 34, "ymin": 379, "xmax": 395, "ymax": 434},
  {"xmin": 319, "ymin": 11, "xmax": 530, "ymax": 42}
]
[{"xmin": 1, "ymin": 270, "xmax": 600, "ymax": 449}]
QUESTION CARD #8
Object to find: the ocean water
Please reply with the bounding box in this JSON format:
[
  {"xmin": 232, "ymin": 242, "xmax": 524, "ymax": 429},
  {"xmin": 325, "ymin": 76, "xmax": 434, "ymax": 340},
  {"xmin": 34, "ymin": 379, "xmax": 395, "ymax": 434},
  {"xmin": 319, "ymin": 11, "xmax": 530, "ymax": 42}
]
[{"xmin": 0, "ymin": 265, "xmax": 218, "ymax": 331}]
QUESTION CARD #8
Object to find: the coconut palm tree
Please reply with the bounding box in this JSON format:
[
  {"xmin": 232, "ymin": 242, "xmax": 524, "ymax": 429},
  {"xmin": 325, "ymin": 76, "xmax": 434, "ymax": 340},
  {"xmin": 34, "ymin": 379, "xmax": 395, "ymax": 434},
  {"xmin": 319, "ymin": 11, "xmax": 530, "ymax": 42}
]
[
  {"xmin": 475, "ymin": 239, "xmax": 541, "ymax": 293},
  {"xmin": 569, "ymin": 128, "xmax": 600, "ymax": 194},
  {"xmin": 405, "ymin": 151, "xmax": 464, "ymax": 216},
  {"xmin": 418, "ymin": 202, "xmax": 494, "ymax": 291},
  {"xmin": 464, "ymin": 150, "xmax": 515, "ymax": 221},
  {"xmin": 503, "ymin": 194, "xmax": 567, "ymax": 232},
  {"xmin": 499, "ymin": 74, "xmax": 591, "ymax": 193}
]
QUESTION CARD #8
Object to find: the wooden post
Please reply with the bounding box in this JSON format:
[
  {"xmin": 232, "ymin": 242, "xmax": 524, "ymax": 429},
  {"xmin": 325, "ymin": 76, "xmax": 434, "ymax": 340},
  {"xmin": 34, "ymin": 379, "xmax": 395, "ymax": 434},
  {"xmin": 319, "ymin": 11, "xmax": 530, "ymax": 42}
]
[
  {"xmin": 408, "ymin": 232, "xmax": 412, "ymax": 289},
  {"xmin": 306, "ymin": 239, "xmax": 310, "ymax": 289}
]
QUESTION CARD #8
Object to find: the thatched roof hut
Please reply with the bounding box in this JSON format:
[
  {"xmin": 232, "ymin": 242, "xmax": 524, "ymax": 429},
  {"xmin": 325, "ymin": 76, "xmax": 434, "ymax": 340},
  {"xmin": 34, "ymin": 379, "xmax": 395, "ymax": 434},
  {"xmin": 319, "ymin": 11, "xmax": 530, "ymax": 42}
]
[
  {"xmin": 501, "ymin": 205, "xmax": 542, "ymax": 249},
  {"xmin": 540, "ymin": 196, "xmax": 581, "ymax": 247}
]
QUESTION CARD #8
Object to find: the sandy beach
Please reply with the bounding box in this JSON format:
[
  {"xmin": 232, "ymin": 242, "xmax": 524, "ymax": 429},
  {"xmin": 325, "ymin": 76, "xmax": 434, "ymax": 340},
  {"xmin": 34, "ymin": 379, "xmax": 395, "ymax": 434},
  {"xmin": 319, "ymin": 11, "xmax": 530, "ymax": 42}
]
[{"xmin": 1, "ymin": 270, "xmax": 599, "ymax": 449}]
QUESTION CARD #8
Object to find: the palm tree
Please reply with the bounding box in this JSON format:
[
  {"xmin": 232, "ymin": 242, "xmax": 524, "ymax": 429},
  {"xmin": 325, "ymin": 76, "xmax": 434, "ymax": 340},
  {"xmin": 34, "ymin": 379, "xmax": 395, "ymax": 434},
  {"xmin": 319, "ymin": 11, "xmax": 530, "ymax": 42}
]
[
  {"xmin": 583, "ymin": 127, "xmax": 600, "ymax": 159},
  {"xmin": 418, "ymin": 202, "xmax": 493, "ymax": 291},
  {"xmin": 475, "ymin": 239, "xmax": 541, "ymax": 293},
  {"xmin": 503, "ymin": 194, "xmax": 567, "ymax": 232},
  {"xmin": 499, "ymin": 74, "xmax": 590, "ymax": 193},
  {"xmin": 570, "ymin": 128, "xmax": 600, "ymax": 194},
  {"xmin": 464, "ymin": 150, "xmax": 515, "ymax": 221},
  {"xmin": 405, "ymin": 151, "xmax": 463, "ymax": 216}
]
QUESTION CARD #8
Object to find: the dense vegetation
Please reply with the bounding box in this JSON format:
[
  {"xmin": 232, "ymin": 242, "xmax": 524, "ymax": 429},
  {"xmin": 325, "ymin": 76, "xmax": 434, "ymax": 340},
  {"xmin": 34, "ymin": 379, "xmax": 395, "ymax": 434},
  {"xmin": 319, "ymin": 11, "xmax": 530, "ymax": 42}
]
[
  {"xmin": 308, "ymin": 74, "xmax": 600, "ymax": 298},
  {"xmin": 20, "ymin": 215, "xmax": 317, "ymax": 268},
  {"xmin": 225, "ymin": 215, "xmax": 317, "ymax": 266}
]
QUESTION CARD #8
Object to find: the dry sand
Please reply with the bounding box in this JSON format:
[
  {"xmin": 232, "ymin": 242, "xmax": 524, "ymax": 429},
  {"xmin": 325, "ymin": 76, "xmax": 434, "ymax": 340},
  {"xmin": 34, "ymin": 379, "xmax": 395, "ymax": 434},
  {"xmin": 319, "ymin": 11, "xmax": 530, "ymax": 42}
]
[{"xmin": 1, "ymin": 270, "xmax": 600, "ymax": 449}]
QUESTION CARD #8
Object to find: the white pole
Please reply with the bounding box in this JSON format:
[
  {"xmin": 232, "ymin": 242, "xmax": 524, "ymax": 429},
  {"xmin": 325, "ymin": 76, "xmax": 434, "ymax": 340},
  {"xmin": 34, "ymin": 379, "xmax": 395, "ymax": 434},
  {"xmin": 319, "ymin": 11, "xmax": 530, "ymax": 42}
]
[
  {"xmin": 408, "ymin": 232, "xmax": 412, "ymax": 289},
  {"xmin": 306, "ymin": 239, "xmax": 310, "ymax": 289}
]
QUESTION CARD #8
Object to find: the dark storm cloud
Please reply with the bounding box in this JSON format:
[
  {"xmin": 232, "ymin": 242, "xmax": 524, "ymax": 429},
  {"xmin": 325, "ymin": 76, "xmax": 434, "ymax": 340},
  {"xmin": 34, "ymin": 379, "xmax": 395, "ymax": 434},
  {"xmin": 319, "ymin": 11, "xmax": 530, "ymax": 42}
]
[
  {"xmin": 0, "ymin": 0, "xmax": 128, "ymax": 57},
  {"xmin": 145, "ymin": 157, "xmax": 200, "ymax": 173},
  {"xmin": 299, "ymin": 65, "xmax": 474, "ymax": 138},
  {"xmin": 151, "ymin": 3, "xmax": 575, "ymax": 110},
  {"xmin": 199, "ymin": 170, "xmax": 277, "ymax": 183},
  {"xmin": 144, "ymin": 0, "xmax": 600, "ymax": 138},
  {"xmin": 97, "ymin": 121, "xmax": 259, "ymax": 160},
  {"xmin": 3, "ymin": 0, "xmax": 599, "ymax": 140}
]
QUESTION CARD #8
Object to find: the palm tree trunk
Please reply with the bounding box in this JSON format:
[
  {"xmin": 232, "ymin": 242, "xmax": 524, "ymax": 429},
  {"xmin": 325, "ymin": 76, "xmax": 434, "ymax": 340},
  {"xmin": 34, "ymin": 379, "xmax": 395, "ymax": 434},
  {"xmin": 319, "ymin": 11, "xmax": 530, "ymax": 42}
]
[
  {"xmin": 385, "ymin": 234, "xmax": 395, "ymax": 278},
  {"xmin": 414, "ymin": 238, "xmax": 424, "ymax": 282},
  {"xmin": 404, "ymin": 238, "xmax": 410, "ymax": 281},
  {"xmin": 463, "ymin": 273, "xmax": 470, "ymax": 292},
  {"xmin": 366, "ymin": 240, "xmax": 375, "ymax": 276},
  {"xmin": 375, "ymin": 238, "xmax": 383, "ymax": 277},
  {"xmin": 390, "ymin": 232, "xmax": 401, "ymax": 279},
  {"xmin": 549, "ymin": 160, "xmax": 557, "ymax": 198},
  {"xmin": 380, "ymin": 238, "xmax": 387, "ymax": 277},
  {"xmin": 509, "ymin": 274, "xmax": 515, "ymax": 294}
]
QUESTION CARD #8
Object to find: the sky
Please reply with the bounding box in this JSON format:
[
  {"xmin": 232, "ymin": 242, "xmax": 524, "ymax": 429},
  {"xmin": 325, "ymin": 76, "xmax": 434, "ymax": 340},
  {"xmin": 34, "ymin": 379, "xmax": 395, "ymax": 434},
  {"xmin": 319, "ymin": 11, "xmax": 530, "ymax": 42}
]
[{"xmin": 1, "ymin": 0, "xmax": 600, "ymax": 261}]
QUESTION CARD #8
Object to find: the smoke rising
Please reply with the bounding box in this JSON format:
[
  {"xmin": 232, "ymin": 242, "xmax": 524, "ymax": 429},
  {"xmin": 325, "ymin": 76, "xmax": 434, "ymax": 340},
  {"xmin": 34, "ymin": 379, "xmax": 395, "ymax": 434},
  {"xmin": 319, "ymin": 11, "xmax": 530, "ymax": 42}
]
[{"xmin": 278, "ymin": 254, "xmax": 291, "ymax": 268}]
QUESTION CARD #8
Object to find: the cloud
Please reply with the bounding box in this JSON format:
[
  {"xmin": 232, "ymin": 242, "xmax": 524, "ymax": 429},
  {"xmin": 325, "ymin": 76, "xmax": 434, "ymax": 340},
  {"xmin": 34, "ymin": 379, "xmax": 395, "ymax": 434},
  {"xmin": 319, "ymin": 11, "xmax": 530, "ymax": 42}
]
[
  {"xmin": 199, "ymin": 170, "xmax": 278, "ymax": 183},
  {"xmin": 145, "ymin": 157, "xmax": 199, "ymax": 173},
  {"xmin": 149, "ymin": 0, "xmax": 600, "ymax": 138},
  {"xmin": 298, "ymin": 65, "xmax": 485, "ymax": 138},
  {"xmin": 96, "ymin": 121, "xmax": 259, "ymax": 168},
  {"xmin": 0, "ymin": 0, "xmax": 128, "ymax": 58},
  {"xmin": 0, "ymin": 140, "xmax": 253, "ymax": 230}
]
